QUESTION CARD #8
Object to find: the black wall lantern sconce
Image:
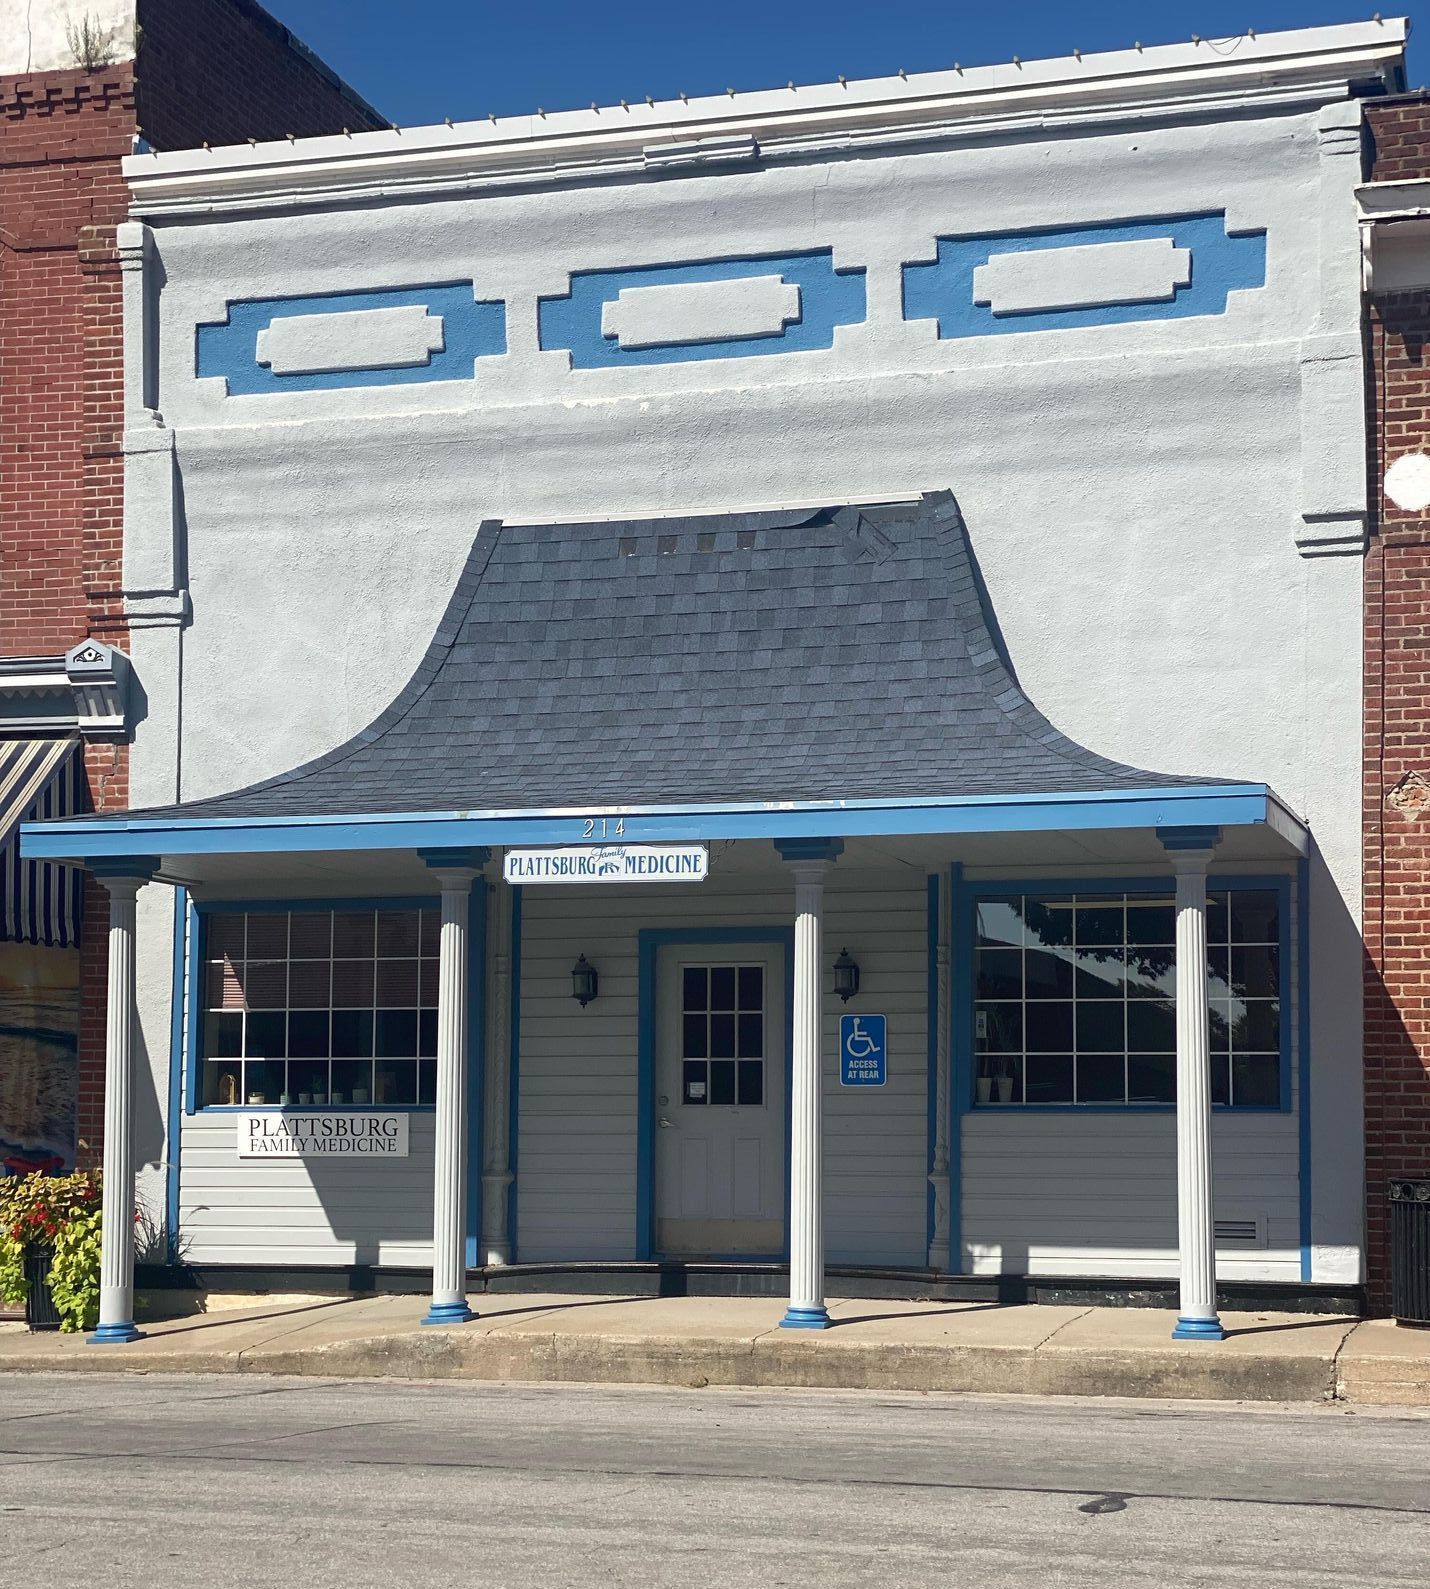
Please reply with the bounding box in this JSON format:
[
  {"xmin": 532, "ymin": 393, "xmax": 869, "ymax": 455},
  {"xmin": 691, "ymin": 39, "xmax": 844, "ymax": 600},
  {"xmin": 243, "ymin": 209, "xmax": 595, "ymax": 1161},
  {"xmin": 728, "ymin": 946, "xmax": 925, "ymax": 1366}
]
[
  {"xmin": 833, "ymin": 947, "xmax": 861, "ymax": 1003},
  {"xmin": 571, "ymin": 954, "xmax": 599, "ymax": 1007}
]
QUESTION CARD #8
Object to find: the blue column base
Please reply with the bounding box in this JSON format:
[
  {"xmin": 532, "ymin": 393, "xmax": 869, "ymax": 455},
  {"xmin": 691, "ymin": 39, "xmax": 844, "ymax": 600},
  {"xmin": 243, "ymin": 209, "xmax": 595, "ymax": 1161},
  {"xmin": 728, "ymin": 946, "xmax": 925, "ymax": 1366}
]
[
  {"xmin": 88, "ymin": 1322, "xmax": 142, "ymax": 1345},
  {"xmin": 779, "ymin": 1305, "xmax": 831, "ymax": 1330},
  {"xmin": 1172, "ymin": 1315, "xmax": 1226, "ymax": 1342},
  {"xmin": 421, "ymin": 1300, "xmax": 476, "ymax": 1326}
]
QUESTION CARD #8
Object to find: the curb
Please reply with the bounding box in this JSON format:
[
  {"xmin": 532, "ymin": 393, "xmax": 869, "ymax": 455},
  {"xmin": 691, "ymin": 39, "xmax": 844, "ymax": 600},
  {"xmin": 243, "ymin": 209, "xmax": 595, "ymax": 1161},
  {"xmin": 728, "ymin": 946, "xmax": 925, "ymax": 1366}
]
[{"xmin": 0, "ymin": 1329, "xmax": 1357, "ymax": 1403}]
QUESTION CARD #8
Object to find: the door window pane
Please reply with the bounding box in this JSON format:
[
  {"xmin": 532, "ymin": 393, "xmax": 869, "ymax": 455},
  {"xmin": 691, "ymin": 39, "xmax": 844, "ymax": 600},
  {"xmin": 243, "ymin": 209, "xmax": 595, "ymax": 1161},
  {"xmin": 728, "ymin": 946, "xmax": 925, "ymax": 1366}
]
[
  {"xmin": 679, "ymin": 964, "xmax": 767, "ymax": 1109},
  {"xmin": 709, "ymin": 967, "xmax": 737, "ymax": 1010},
  {"xmin": 709, "ymin": 1013, "xmax": 736, "ymax": 1059},
  {"xmin": 709, "ymin": 1060, "xmax": 737, "ymax": 1105},
  {"xmin": 683, "ymin": 966, "xmax": 708, "ymax": 1011}
]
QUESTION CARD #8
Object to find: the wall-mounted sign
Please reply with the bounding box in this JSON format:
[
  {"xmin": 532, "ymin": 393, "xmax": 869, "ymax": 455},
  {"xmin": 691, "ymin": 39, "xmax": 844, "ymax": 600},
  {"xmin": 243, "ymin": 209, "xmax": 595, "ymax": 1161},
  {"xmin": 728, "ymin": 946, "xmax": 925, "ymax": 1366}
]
[
  {"xmin": 503, "ymin": 844, "xmax": 709, "ymax": 885},
  {"xmin": 840, "ymin": 1014, "xmax": 887, "ymax": 1087},
  {"xmin": 236, "ymin": 1112, "xmax": 409, "ymax": 1159}
]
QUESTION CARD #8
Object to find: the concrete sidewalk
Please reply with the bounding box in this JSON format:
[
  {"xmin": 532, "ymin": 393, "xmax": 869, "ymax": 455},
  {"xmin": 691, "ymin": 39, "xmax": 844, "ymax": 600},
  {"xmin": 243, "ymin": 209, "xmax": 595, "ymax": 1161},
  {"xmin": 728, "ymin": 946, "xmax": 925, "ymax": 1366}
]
[{"xmin": 4, "ymin": 1292, "xmax": 1429, "ymax": 1403}]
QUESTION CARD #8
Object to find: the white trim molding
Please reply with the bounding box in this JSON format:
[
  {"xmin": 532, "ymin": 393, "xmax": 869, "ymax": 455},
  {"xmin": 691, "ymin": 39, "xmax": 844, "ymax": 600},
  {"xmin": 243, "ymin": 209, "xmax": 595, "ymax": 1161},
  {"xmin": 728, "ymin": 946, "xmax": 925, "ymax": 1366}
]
[
  {"xmin": 123, "ymin": 22, "xmax": 1408, "ymax": 219},
  {"xmin": 0, "ymin": 642, "xmax": 133, "ymax": 741}
]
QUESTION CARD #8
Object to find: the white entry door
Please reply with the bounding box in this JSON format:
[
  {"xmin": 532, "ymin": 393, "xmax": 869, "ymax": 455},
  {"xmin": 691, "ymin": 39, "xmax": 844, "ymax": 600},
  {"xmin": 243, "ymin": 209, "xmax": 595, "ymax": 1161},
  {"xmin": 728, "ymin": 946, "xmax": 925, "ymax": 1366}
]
[{"xmin": 654, "ymin": 944, "xmax": 786, "ymax": 1257}]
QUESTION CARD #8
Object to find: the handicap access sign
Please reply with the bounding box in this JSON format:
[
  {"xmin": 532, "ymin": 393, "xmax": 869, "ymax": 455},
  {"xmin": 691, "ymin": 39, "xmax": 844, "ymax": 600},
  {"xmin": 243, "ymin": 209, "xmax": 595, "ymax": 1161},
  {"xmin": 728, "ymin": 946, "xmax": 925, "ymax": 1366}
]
[{"xmin": 839, "ymin": 1014, "xmax": 887, "ymax": 1086}]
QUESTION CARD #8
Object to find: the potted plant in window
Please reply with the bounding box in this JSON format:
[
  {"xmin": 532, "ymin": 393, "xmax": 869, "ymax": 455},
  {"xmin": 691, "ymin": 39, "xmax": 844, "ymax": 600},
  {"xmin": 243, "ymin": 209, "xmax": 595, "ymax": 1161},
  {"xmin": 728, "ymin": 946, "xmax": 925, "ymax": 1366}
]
[
  {"xmin": 0, "ymin": 1168, "xmax": 105, "ymax": 1333},
  {"xmin": 994, "ymin": 1056, "xmax": 1016, "ymax": 1104}
]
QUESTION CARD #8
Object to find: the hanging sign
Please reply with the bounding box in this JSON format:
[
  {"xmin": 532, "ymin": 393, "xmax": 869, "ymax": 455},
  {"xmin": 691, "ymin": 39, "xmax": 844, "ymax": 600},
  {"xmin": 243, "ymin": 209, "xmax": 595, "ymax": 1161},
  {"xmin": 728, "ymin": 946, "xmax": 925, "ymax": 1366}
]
[
  {"xmin": 236, "ymin": 1112, "xmax": 409, "ymax": 1159},
  {"xmin": 503, "ymin": 844, "xmax": 709, "ymax": 884},
  {"xmin": 840, "ymin": 1014, "xmax": 887, "ymax": 1086}
]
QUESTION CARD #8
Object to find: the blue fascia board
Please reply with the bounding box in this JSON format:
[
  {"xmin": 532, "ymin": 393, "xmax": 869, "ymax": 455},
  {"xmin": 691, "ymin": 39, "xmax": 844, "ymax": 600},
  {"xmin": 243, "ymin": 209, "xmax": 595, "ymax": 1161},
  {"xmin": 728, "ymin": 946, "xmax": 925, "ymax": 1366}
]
[{"xmin": 18, "ymin": 785, "xmax": 1302, "ymax": 863}]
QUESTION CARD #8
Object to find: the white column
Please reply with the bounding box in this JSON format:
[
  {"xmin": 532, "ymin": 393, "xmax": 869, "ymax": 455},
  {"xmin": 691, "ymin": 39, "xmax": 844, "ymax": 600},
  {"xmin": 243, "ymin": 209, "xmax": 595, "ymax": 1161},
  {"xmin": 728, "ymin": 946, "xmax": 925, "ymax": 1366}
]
[
  {"xmin": 1170, "ymin": 849, "xmax": 1224, "ymax": 1341},
  {"xmin": 781, "ymin": 853, "xmax": 832, "ymax": 1328},
  {"xmin": 423, "ymin": 864, "xmax": 479, "ymax": 1325},
  {"xmin": 90, "ymin": 872, "xmax": 148, "ymax": 1344},
  {"xmin": 481, "ymin": 880, "xmax": 513, "ymax": 1265}
]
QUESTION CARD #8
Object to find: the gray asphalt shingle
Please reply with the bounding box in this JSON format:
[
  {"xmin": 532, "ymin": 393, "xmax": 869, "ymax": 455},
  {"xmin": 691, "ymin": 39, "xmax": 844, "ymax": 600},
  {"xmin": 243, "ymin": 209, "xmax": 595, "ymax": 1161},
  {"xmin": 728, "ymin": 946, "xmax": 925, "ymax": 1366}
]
[{"xmin": 136, "ymin": 491, "xmax": 1207, "ymax": 820}]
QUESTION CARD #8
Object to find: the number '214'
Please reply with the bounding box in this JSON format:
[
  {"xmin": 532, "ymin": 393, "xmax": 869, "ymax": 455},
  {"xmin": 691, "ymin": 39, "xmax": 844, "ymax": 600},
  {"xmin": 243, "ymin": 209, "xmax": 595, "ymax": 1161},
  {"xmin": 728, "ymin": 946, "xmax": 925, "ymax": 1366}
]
[{"xmin": 581, "ymin": 817, "xmax": 626, "ymax": 839}]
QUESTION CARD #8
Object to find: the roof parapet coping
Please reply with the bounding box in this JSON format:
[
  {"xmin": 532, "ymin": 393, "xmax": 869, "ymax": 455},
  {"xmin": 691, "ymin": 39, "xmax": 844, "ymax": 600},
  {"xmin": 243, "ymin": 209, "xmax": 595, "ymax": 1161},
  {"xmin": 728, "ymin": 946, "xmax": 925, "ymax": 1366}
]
[{"xmin": 122, "ymin": 20, "xmax": 1408, "ymax": 217}]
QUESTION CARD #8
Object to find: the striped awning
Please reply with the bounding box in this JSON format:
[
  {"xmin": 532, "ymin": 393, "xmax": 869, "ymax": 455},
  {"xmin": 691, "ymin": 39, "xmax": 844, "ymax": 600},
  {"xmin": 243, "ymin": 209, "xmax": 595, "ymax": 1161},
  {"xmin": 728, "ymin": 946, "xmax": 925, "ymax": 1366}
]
[{"xmin": 0, "ymin": 738, "xmax": 83, "ymax": 948}]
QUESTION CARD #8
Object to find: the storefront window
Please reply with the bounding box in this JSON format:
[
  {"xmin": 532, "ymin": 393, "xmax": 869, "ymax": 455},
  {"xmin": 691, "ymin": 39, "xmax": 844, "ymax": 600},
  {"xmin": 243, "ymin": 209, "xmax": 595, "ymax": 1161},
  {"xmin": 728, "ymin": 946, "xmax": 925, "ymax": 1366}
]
[
  {"xmin": 972, "ymin": 888, "xmax": 1282, "ymax": 1108},
  {"xmin": 199, "ymin": 908, "xmax": 439, "ymax": 1108}
]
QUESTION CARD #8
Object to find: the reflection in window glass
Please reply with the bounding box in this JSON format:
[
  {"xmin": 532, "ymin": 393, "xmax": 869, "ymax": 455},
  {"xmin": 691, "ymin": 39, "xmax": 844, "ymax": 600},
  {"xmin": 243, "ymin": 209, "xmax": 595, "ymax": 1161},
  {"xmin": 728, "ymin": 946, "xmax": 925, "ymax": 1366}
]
[
  {"xmin": 199, "ymin": 907, "xmax": 438, "ymax": 1108},
  {"xmin": 973, "ymin": 889, "xmax": 1282, "ymax": 1108}
]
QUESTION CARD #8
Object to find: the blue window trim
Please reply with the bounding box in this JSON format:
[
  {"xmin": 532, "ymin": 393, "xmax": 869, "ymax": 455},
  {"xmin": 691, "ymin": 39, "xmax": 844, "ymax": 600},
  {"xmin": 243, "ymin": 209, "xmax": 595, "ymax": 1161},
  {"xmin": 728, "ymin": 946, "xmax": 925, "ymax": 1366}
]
[
  {"xmin": 20, "ymin": 783, "xmax": 1308, "ymax": 863},
  {"xmin": 925, "ymin": 874, "xmax": 939, "ymax": 1262},
  {"xmin": 186, "ymin": 893, "xmax": 450, "ymax": 1116},
  {"xmin": 183, "ymin": 903, "xmax": 204, "ymax": 1120},
  {"xmin": 506, "ymin": 884, "xmax": 522, "ymax": 1262},
  {"xmin": 952, "ymin": 872, "xmax": 1296, "ymax": 1117},
  {"xmin": 635, "ymin": 926, "xmax": 796, "ymax": 1262}
]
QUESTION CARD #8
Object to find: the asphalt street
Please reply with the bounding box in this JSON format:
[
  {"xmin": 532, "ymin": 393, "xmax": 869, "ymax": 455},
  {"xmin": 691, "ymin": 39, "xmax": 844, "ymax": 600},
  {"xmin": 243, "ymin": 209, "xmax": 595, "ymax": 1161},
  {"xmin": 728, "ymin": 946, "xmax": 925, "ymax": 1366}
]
[{"xmin": 0, "ymin": 1374, "xmax": 1427, "ymax": 1587}]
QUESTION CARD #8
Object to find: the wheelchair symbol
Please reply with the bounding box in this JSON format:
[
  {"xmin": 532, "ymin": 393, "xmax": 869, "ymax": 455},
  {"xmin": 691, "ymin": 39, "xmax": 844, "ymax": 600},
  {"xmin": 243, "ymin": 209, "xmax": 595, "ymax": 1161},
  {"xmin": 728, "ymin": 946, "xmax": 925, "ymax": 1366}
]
[{"xmin": 844, "ymin": 1019, "xmax": 880, "ymax": 1060}]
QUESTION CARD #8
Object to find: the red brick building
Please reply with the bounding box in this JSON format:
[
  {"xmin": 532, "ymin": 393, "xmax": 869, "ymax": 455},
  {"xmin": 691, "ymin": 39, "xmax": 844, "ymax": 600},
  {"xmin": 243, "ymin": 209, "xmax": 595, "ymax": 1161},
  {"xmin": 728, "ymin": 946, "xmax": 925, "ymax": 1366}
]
[
  {"xmin": 1360, "ymin": 96, "xmax": 1430, "ymax": 1307},
  {"xmin": 0, "ymin": 2, "xmax": 382, "ymax": 1184}
]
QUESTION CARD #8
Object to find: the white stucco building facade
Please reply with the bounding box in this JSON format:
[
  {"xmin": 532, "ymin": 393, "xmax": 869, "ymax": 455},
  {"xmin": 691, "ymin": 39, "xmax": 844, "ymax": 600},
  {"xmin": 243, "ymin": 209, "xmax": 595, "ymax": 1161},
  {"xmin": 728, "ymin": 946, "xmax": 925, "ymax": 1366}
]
[{"xmin": 23, "ymin": 20, "xmax": 1409, "ymax": 1339}]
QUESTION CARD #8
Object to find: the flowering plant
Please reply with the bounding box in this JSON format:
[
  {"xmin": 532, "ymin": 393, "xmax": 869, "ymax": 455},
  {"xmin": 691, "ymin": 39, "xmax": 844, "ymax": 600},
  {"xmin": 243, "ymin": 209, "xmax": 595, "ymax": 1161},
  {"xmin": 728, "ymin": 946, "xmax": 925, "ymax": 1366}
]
[{"xmin": 0, "ymin": 1169, "xmax": 105, "ymax": 1332}]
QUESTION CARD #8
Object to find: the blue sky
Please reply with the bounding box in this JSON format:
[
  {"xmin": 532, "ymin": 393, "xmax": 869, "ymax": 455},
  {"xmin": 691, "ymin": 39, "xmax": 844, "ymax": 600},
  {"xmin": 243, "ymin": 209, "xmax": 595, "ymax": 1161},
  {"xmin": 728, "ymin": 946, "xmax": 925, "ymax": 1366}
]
[{"xmin": 274, "ymin": 3, "xmax": 1425, "ymax": 126}]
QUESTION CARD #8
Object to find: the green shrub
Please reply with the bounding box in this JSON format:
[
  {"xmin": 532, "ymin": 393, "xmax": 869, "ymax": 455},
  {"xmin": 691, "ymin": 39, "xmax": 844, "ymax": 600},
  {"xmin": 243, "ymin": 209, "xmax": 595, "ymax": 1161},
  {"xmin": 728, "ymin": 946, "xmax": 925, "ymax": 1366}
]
[{"xmin": 0, "ymin": 1170, "xmax": 106, "ymax": 1332}]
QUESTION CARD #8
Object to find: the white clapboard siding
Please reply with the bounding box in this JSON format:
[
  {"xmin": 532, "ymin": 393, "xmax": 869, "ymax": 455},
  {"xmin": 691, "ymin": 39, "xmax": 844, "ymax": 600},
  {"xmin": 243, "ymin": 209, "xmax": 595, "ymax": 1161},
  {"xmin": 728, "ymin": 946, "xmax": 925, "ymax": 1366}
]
[
  {"xmin": 962, "ymin": 1113, "xmax": 1300, "ymax": 1281},
  {"xmin": 178, "ymin": 1112, "xmax": 435, "ymax": 1267},
  {"xmin": 515, "ymin": 865, "xmax": 931, "ymax": 1264},
  {"xmin": 960, "ymin": 866, "xmax": 1303, "ymax": 1283}
]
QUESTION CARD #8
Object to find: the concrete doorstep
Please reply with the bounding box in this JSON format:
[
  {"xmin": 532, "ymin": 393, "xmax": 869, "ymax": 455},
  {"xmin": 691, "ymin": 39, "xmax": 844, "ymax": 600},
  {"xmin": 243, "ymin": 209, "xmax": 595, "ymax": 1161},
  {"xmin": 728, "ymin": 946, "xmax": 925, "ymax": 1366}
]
[{"xmin": 4, "ymin": 1293, "xmax": 1429, "ymax": 1403}]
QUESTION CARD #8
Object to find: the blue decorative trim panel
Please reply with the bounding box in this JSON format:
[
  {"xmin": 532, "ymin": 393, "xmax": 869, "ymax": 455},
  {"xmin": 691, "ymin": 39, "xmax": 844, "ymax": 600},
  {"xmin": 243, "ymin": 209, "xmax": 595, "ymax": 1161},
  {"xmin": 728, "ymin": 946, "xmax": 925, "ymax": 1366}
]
[
  {"xmin": 779, "ymin": 1305, "xmax": 831, "ymax": 1330},
  {"xmin": 902, "ymin": 214, "xmax": 1266, "ymax": 339},
  {"xmin": 197, "ymin": 285, "xmax": 506, "ymax": 395},
  {"xmin": 538, "ymin": 253, "xmax": 866, "ymax": 368}
]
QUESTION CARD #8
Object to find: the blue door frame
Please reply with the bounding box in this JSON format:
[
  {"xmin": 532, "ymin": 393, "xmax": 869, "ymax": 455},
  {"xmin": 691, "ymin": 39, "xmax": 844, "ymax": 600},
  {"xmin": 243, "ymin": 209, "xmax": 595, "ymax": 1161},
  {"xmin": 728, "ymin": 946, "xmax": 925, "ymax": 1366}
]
[{"xmin": 636, "ymin": 926, "xmax": 795, "ymax": 1261}]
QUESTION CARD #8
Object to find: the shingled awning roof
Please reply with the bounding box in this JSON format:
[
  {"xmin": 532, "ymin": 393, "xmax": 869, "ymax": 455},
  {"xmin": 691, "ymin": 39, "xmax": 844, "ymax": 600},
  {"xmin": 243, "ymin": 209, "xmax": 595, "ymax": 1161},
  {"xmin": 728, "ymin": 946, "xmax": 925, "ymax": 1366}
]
[{"xmin": 139, "ymin": 491, "xmax": 1208, "ymax": 822}]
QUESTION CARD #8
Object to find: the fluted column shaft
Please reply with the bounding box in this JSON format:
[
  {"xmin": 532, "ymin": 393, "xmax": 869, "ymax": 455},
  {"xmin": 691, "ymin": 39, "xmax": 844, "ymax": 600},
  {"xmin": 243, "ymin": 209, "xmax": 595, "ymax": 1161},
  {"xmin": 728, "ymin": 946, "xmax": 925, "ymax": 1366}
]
[
  {"xmin": 423, "ymin": 868, "xmax": 478, "ymax": 1325},
  {"xmin": 91, "ymin": 874, "xmax": 147, "ymax": 1345},
  {"xmin": 1172, "ymin": 852, "xmax": 1223, "ymax": 1341},
  {"xmin": 783, "ymin": 858, "xmax": 829, "ymax": 1328}
]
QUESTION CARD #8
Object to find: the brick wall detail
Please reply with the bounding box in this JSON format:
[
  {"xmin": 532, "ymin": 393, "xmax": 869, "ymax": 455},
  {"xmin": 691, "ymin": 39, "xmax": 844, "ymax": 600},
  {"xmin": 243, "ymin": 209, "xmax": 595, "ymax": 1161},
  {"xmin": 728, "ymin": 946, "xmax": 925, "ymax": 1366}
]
[
  {"xmin": 4, "ymin": 11, "xmax": 381, "ymax": 1167},
  {"xmin": 1365, "ymin": 99, "xmax": 1430, "ymax": 1307},
  {"xmin": 135, "ymin": 0, "xmax": 385, "ymax": 151}
]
